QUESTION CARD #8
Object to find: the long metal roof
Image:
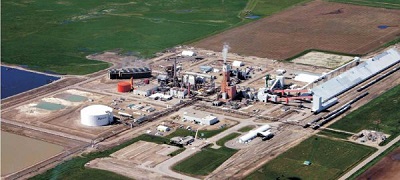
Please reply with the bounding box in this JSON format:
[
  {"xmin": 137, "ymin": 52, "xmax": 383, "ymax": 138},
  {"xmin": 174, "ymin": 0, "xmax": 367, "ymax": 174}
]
[{"xmin": 312, "ymin": 48, "xmax": 400, "ymax": 103}]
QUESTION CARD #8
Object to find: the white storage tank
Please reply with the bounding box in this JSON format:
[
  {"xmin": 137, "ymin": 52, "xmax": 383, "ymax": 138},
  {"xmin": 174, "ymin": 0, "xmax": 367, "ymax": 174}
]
[{"xmin": 80, "ymin": 105, "xmax": 113, "ymax": 126}]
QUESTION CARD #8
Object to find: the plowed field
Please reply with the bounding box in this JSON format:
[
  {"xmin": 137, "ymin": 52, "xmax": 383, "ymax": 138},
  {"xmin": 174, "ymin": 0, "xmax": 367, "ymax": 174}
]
[{"xmin": 193, "ymin": 1, "xmax": 400, "ymax": 60}]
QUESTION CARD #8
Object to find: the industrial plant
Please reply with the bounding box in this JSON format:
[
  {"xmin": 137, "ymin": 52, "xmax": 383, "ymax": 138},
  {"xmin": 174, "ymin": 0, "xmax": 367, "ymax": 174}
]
[{"xmin": 2, "ymin": 43, "xmax": 399, "ymax": 180}]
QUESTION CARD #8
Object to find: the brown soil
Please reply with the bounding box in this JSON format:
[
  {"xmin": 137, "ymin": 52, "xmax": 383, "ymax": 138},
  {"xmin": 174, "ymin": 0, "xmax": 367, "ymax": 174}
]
[
  {"xmin": 193, "ymin": 1, "xmax": 400, "ymax": 60},
  {"xmin": 357, "ymin": 147, "xmax": 400, "ymax": 180}
]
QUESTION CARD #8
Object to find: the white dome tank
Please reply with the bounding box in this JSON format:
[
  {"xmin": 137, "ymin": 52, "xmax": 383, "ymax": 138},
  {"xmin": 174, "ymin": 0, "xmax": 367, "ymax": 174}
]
[{"xmin": 80, "ymin": 105, "xmax": 113, "ymax": 126}]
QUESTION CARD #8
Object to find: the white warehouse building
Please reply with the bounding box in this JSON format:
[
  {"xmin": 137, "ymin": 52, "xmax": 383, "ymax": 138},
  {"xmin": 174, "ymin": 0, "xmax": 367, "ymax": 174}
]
[
  {"xmin": 238, "ymin": 124, "xmax": 271, "ymax": 143},
  {"xmin": 182, "ymin": 112, "xmax": 219, "ymax": 125},
  {"xmin": 80, "ymin": 105, "xmax": 113, "ymax": 126}
]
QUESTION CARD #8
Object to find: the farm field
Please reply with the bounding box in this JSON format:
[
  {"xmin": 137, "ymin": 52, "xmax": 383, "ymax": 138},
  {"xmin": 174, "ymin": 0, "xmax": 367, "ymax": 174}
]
[
  {"xmin": 2, "ymin": 0, "xmax": 247, "ymax": 75},
  {"xmin": 246, "ymin": 136, "xmax": 376, "ymax": 180},
  {"xmin": 241, "ymin": 0, "xmax": 310, "ymax": 17},
  {"xmin": 172, "ymin": 133, "xmax": 239, "ymax": 176},
  {"xmin": 193, "ymin": 0, "xmax": 400, "ymax": 60},
  {"xmin": 329, "ymin": 85, "xmax": 400, "ymax": 140},
  {"xmin": 328, "ymin": 0, "xmax": 400, "ymax": 9},
  {"xmin": 356, "ymin": 141, "xmax": 400, "ymax": 179},
  {"xmin": 1, "ymin": 0, "xmax": 311, "ymax": 75}
]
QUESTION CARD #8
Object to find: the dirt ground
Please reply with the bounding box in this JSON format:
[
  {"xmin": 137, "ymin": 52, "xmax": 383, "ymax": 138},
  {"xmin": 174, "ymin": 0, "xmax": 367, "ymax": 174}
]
[
  {"xmin": 193, "ymin": 1, "xmax": 400, "ymax": 60},
  {"xmin": 292, "ymin": 51, "xmax": 354, "ymax": 69},
  {"xmin": 1, "ymin": 89, "xmax": 126, "ymax": 139},
  {"xmin": 357, "ymin": 148, "xmax": 400, "ymax": 180},
  {"xmin": 87, "ymin": 141, "xmax": 179, "ymax": 180}
]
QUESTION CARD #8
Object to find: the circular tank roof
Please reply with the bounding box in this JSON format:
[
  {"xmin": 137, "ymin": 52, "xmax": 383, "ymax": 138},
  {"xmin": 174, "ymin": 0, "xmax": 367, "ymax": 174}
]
[
  {"xmin": 81, "ymin": 105, "xmax": 113, "ymax": 116},
  {"xmin": 118, "ymin": 81, "xmax": 131, "ymax": 86}
]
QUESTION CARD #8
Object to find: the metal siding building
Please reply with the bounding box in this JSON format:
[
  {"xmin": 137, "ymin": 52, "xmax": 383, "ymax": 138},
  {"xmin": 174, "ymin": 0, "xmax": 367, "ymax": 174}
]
[
  {"xmin": 312, "ymin": 49, "xmax": 400, "ymax": 112},
  {"xmin": 182, "ymin": 112, "xmax": 219, "ymax": 125},
  {"xmin": 108, "ymin": 67, "xmax": 152, "ymax": 79}
]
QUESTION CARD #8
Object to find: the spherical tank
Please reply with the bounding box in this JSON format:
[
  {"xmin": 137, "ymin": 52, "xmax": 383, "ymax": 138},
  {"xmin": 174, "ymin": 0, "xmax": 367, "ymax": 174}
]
[
  {"xmin": 117, "ymin": 81, "xmax": 131, "ymax": 92},
  {"xmin": 80, "ymin": 105, "xmax": 113, "ymax": 126}
]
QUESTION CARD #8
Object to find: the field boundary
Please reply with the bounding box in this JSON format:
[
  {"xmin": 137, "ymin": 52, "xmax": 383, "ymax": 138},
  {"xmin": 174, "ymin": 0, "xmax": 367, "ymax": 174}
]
[{"xmin": 327, "ymin": 0, "xmax": 400, "ymax": 9}]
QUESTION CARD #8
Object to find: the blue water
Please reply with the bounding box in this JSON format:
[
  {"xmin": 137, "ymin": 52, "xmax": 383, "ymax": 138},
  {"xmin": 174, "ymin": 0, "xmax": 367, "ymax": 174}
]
[
  {"xmin": 1, "ymin": 66, "xmax": 60, "ymax": 99},
  {"xmin": 245, "ymin": 15, "xmax": 260, "ymax": 19},
  {"xmin": 378, "ymin": 25, "xmax": 389, "ymax": 29}
]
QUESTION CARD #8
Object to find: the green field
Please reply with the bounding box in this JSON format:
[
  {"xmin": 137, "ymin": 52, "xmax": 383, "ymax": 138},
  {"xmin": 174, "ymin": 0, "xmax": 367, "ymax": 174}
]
[
  {"xmin": 328, "ymin": 0, "xmax": 400, "ymax": 9},
  {"xmin": 216, "ymin": 132, "xmax": 241, "ymax": 146},
  {"xmin": 166, "ymin": 127, "xmax": 227, "ymax": 139},
  {"xmin": 173, "ymin": 133, "xmax": 239, "ymax": 176},
  {"xmin": 249, "ymin": 0, "xmax": 311, "ymax": 16},
  {"xmin": 329, "ymin": 85, "xmax": 400, "ymax": 142},
  {"xmin": 237, "ymin": 125, "xmax": 256, "ymax": 132},
  {"xmin": 2, "ymin": 0, "xmax": 247, "ymax": 74},
  {"xmin": 246, "ymin": 136, "xmax": 376, "ymax": 180},
  {"xmin": 31, "ymin": 134, "xmax": 173, "ymax": 179},
  {"xmin": 2, "ymin": 0, "xmax": 311, "ymax": 75}
]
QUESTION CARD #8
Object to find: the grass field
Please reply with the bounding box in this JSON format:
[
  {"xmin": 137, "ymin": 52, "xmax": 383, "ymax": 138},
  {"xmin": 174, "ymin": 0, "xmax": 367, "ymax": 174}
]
[
  {"xmin": 2, "ymin": 0, "xmax": 248, "ymax": 75},
  {"xmin": 173, "ymin": 133, "xmax": 239, "ymax": 176},
  {"xmin": 329, "ymin": 85, "xmax": 400, "ymax": 142},
  {"xmin": 246, "ymin": 136, "xmax": 376, "ymax": 180},
  {"xmin": 216, "ymin": 132, "xmax": 241, "ymax": 146},
  {"xmin": 237, "ymin": 125, "xmax": 255, "ymax": 132},
  {"xmin": 328, "ymin": 0, "xmax": 400, "ymax": 9},
  {"xmin": 31, "ymin": 134, "xmax": 172, "ymax": 179},
  {"xmin": 165, "ymin": 127, "xmax": 227, "ymax": 139}
]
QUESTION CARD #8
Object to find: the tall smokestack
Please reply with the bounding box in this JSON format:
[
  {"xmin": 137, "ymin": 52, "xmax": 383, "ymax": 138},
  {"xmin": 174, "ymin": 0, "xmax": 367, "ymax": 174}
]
[
  {"xmin": 173, "ymin": 58, "xmax": 177, "ymax": 87},
  {"xmin": 222, "ymin": 43, "xmax": 229, "ymax": 64}
]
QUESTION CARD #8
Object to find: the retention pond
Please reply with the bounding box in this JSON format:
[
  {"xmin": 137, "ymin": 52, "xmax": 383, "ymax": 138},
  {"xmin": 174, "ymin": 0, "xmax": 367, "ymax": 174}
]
[
  {"xmin": 1, "ymin": 66, "xmax": 60, "ymax": 99},
  {"xmin": 1, "ymin": 131, "xmax": 64, "ymax": 176}
]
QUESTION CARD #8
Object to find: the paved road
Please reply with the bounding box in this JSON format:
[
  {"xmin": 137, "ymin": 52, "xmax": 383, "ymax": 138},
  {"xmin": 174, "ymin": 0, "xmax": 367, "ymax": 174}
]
[
  {"xmin": 339, "ymin": 135, "xmax": 400, "ymax": 180},
  {"xmin": 149, "ymin": 148, "xmax": 201, "ymax": 180}
]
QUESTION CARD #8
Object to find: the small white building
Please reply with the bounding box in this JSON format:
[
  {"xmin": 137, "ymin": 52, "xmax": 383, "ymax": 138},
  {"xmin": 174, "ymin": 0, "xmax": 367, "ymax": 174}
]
[
  {"xmin": 181, "ymin": 50, "xmax": 196, "ymax": 57},
  {"xmin": 238, "ymin": 124, "xmax": 272, "ymax": 143},
  {"xmin": 133, "ymin": 85, "xmax": 158, "ymax": 97},
  {"xmin": 232, "ymin": 60, "xmax": 244, "ymax": 67},
  {"xmin": 157, "ymin": 125, "xmax": 170, "ymax": 132},
  {"xmin": 170, "ymin": 87, "xmax": 188, "ymax": 99},
  {"xmin": 182, "ymin": 112, "xmax": 219, "ymax": 125}
]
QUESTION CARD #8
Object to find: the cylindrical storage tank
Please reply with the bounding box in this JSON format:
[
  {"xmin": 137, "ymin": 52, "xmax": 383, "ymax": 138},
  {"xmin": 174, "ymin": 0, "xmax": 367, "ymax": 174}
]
[
  {"xmin": 81, "ymin": 105, "xmax": 113, "ymax": 126},
  {"xmin": 117, "ymin": 81, "xmax": 131, "ymax": 92}
]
